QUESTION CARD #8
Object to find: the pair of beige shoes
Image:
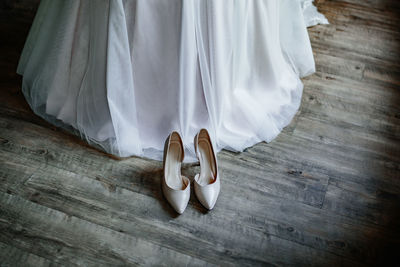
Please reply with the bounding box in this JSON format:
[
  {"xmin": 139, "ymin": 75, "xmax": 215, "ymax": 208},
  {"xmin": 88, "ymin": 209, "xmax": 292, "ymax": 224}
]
[{"xmin": 162, "ymin": 128, "xmax": 220, "ymax": 214}]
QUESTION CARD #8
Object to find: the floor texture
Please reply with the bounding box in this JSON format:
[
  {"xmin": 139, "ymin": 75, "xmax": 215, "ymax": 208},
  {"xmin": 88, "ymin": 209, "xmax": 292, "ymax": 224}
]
[{"xmin": 0, "ymin": 0, "xmax": 399, "ymax": 266}]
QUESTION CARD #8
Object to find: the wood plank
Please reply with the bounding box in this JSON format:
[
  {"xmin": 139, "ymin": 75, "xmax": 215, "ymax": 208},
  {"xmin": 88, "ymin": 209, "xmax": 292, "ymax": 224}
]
[
  {"xmin": 0, "ymin": 145, "xmax": 392, "ymax": 265},
  {"xmin": 0, "ymin": 191, "xmax": 212, "ymax": 266},
  {"xmin": 0, "ymin": 241, "xmax": 51, "ymax": 267}
]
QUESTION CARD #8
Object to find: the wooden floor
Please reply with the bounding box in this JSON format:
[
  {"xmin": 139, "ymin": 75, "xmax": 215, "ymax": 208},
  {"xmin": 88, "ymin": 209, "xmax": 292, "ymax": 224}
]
[{"xmin": 1, "ymin": 1, "xmax": 400, "ymax": 266}]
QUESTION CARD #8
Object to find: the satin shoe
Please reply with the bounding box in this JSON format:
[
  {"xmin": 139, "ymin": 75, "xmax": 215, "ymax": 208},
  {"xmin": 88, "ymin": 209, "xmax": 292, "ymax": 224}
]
[
  {"xmin": 193, "ymin": 128, "xmax": 220, "ymax": 210},
  {"xmin": 162, "ymin": 131, "xmax": 190, "ymax": 214}
]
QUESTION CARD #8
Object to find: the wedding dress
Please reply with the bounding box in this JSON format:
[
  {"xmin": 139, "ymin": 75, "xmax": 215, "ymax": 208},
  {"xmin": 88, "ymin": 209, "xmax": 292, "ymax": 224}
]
[{"xmin": 17, "ymin": 0, "xmax": 328, "ymax": 162}]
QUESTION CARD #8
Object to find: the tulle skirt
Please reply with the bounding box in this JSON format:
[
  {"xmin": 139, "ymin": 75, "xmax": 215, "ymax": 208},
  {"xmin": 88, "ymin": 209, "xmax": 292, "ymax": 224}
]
[{"xmin": 17, "ymin": 0, "xmax": 328, "ymax": 162}]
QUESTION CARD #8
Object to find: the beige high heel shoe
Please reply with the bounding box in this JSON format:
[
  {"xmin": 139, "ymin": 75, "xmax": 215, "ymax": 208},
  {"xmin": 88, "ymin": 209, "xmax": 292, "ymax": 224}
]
[
  {"xmin": 162, "ymin": 131, "xmax": 190, "ymax": 214},
  {"xmin": 193, "ymin": 128, "xmax": 220, "ymax": 210}
]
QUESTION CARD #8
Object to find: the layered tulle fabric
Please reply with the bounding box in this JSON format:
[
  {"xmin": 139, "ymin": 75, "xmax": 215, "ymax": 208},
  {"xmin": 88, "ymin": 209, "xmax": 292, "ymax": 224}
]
[{"xmin": 17, "ymin": 0, "xmax": 328, "ymax": 162}]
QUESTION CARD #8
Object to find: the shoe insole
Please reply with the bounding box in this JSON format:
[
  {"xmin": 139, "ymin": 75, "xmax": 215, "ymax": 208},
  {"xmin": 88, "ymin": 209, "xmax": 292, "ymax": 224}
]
[
  {"xmin": 198, "ymin": 138, "xmax": 216, "ymax": 186},
  {"xmin": 165, "ymin": 141, "xmax": 185, "ymax": 190}
]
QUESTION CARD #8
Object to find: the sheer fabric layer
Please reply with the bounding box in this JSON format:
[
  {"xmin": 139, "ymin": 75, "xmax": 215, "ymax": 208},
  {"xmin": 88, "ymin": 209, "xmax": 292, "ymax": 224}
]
[{"xmin": 17, "ymin": 0, "xmax": 328, "ymax": 162}]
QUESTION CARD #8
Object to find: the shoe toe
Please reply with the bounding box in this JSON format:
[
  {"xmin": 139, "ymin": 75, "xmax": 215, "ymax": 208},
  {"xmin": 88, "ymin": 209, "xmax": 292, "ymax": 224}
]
[
  {"xmin": 194, "ymin": 175, "xmax": 220, "ymax": 210},
  {"xmin": 172, "ymin": 201, "xmax": 188, "ymax": 214},
  {"xmin": 168, "ymin": 192, "xmax": 189, "ymax": 214},
  {"xmin": 201, "ymin": 195, "xmax": 217, "ymax": 210},
  {"xmin": 162, "ymin": 177, "xmax": 190, "ymax": 214}
]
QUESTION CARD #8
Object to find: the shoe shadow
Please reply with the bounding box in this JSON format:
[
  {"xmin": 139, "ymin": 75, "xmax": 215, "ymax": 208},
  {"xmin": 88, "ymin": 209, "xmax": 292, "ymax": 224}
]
[
  {"xmin": 138, "ymin": 167, "xmax": 180, "ymax": 218},
  {"xmin": 136, "ymin": 161, "xmax": 209, "ymax": 217}
]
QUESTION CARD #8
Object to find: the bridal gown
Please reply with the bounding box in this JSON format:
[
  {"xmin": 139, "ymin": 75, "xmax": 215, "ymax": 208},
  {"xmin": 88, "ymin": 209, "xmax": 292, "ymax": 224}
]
[{"xmin": 17, "ymin": 0, "xmax": 328, "ymax": 162}]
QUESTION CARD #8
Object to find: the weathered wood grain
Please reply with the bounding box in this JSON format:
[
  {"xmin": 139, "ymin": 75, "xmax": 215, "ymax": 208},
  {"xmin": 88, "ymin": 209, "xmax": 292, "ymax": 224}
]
[
  {"xmin": 0, "ymin": 115, "xmax": 395, "ymax": 265},
  {"xmin": 0, "ymin": 191, "xmax": 212, "ymax": 266},
  {"xmin": 0, "ymin": 241, "xmax": 52, "ymax": 267},
  {"xmin": 1, "ymin": 0, "xmax": 400, "ymax": 266},
  {"xmin": 0, "ymin": 152, "xmax": 374, "ymax": 266}
]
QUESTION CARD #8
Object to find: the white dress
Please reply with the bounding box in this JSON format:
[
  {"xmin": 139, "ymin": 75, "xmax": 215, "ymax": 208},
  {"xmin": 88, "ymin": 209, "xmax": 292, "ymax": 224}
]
[{"xmin": 17, "ymin": 0, "xmax": 328, "ymax": 162}]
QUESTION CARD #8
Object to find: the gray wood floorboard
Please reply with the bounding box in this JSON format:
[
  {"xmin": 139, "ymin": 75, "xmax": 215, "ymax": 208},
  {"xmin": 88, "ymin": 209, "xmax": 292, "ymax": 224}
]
[{"xmin": 1, "ymin": 0, "xmax": 400, "ymax": 266}]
